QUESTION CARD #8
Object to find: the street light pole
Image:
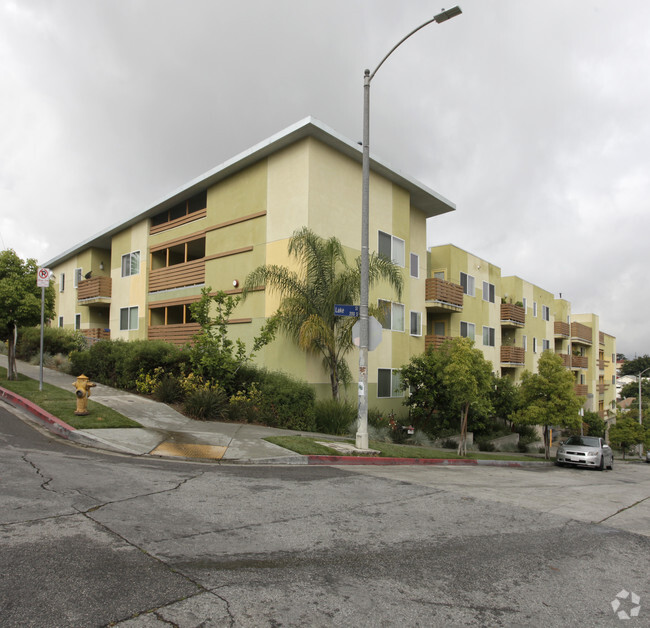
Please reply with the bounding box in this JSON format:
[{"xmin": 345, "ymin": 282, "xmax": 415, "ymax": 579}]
[
  {"xmin": 638, "ymin": 366, "xmax": 650, "ymax": 456},
  {"xmin": 356, "ymin": 6, "xmax": 462, "ymax": 450}
]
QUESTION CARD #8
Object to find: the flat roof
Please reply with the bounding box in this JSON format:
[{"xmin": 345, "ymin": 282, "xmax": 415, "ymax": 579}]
[{"xmin": 45, "ymin": 117, "xmax": 456, "ymax": 266}]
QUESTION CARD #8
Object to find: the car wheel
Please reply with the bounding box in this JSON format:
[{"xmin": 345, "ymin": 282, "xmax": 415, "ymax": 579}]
[
  {"xmin": 607, "ymin": 457, "xmax": 613, "ymax": 471},
  {"xmin": 598, "ymin": 456, "xmax": 604, "ymax": 471}
]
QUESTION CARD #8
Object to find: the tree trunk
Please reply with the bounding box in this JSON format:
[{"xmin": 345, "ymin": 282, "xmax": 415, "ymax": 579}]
[
  {"xmin": 7, "ymin": 324, "xmax": 18, "ymax": 380},
  {"xmin": 457, "ymin": 403, "xmax": 469, "ymax": 456},
  {"xmin": 543, "ymin": 424, "xmax": 550, "ymax": 460},
  {"xmin": 330, "ymin": 363, "xmax": 339, "ymax": 401}
]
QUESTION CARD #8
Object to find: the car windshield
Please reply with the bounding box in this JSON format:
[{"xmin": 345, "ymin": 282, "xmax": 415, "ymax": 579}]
[{"xmin": 564, "ymin": 436, "xmax": 600, "ymax": 447}]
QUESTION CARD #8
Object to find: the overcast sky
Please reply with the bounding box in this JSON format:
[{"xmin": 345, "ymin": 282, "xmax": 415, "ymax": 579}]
[{"xmin": 1, "ymin": 0, "xmax": 648, "ymax": 358}]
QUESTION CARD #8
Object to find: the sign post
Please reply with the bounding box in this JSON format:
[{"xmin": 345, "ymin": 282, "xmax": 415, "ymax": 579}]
[{"xmin": 36, "ymin": 268, "xmax": 51, "ymax": 391}]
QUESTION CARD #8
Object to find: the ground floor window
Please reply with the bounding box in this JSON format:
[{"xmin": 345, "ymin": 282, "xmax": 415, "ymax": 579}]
[
  {"xmin": 75, "ymin": 314, "xmax": 81, "ymax": 330},
  {"xmin": 378, "ymin": 368, "xmax": 403, "ymax": 398},
  {"xmin": 120, "ymin": 306, "xmax": 139, "ymax": 331}
]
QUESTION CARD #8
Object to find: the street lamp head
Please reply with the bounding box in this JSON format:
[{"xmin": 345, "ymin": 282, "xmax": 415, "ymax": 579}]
[{"xmin": 434, "ymin": 6, "xmax": 462, "ymax": 23}]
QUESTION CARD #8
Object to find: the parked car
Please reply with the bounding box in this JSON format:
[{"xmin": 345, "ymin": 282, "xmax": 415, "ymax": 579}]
[
  {"xmin": 646, "ymin": 450, "xmax": 650, "ymax": 463},
  {"xmin": 556, "ymin": 436, "xmax": 614, "ymax": 470}
]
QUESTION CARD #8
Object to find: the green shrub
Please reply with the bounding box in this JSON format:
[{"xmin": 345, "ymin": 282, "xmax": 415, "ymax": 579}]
[
  {"xmin": 228, "ymin": 385, "xmax": 262, "ymax": 423},
  {"xmin": 314, "ymin": 399, "xmax": 356, "ymax": 435},
  {"xmin": 408, "ymin": 429, "xmax": 431, "ymax": 447},
  {"xmin": 517, "ymin": 442, "xmax": 529, "ymax": 453},
  {"xmin": 477, "ymin": 439, "xmax": 496, "ymax": 452},
  {"xmin": 515, "ymin": 424, "xmax": 538, "ymax": 445},
  {"xmin": 183, "ymin": 388, "xmax": 229, "ymax": 421},
  {"xmin": 16, "ymin": 326, "xmax": 85, "ymax": 361},
  {"xmin": 254, "ymin": 370, "xmax": 316, "ymax": 431},
  {"xmin": 153, "ymin": 374, "xmax": 184, "ymax": 404},
  {"xmin": 69, "ymin": 340, "xmax": 129, "ymax": 386},
  {"xmin": 441, "ymin": 438, "xmax": 458, "ymax": 449}
]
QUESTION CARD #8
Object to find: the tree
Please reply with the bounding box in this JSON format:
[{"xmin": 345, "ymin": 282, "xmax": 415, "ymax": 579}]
[
  {"xmin": 511, "ymin": 351, "xmax": 584, "ymax": 459},
  {"xmin": 581, "ymin": 410, "xmax": 606, "ymax": 439},
  {"xmin": 620, "ymin": 354, "xmax": 650, "ymax": 377},
  {"xmin": 491, "ymin": 375, "xmax": 522, "ymax": 425},
  {"xmin": 188, "ymin": 288, "xmax": 278, "ymax": 394},
  {"xmin": 243, "ymin": 227, "xmax": 403, "ymax": 400},
  {"xmin": 400, "ymin": 337, "xmax": 494, "ymax": 454},
  {"xmin": 0, "ymin": 250, "xmax": 54, "ymax": 380},
  {"xmin": 608, "ymin": 414, "xmax": 646, "ymax": 459},
  {"xmin": 620, "ymin": 379, "xmax": 650, "ymax": 403}
]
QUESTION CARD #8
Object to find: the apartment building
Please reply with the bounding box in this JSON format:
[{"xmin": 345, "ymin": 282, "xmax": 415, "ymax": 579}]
[
  {"xmin": 45, "ymin": 118, "xmax": 455, "ymax": 410},
  {"xmin": 426, "ymin": 244, "xmax": 617, "ymax": 419}
]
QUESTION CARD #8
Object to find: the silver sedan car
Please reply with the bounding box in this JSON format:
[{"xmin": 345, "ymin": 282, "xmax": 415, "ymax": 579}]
[{"xmin": 556, "ymin": 436, "xmax": 614, "ymax": 470}]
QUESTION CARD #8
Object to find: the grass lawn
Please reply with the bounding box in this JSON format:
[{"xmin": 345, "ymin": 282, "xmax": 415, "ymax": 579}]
[
  {"xmin": 0, "ymin": 367, "xmax": 141, "ymax": 429},
  {"xmin": 265, "ymin": 435, "xmax": 546, "ymax": 462}
]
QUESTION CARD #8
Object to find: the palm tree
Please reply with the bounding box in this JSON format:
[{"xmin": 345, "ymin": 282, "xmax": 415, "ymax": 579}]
[{"xmin": 243, "ymin": 227, "xmax": 403, "ymax": 399}]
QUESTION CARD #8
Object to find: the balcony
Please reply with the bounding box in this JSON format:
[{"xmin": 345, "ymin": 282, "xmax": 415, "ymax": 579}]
[
  {"xmin": 560, "ymin": 354, "xmax": 588, "ymax": 369},
  {"xmin": 500, "ymin": 346, "xmax": 525, "ymax": 366},
  {"xmin": 575, "ymin": 384, "xmax": 588, "ymax": 397},
  {"xmin": 571, "ymin": 322, "xmax": 593, "ymax": 345},
  {"xmin": 79, "ymin": 328, "xmax": 110, "ymax": 342},
  {"xmin": 149, "ymin": 259, "xmax": 205, "ymax": 293},
  {"xmin": 77, "ymin": 277, "xmax": 112, "ymax": 305},
  {"xmin": 148, "ymin": 323, "xmax": 201, "ymax": 346},
  {"xmin": 597, "ymin": 358, "xmax": 606, "ymax": 370},
  {"xmin": 554, "ymin": 321, "xmax": 570, "ymax": 337},
  {"xmin": 425, "ymin": 277, "xmax": 463, "ymax": 312},
  {"xmin": 425, "ymin": 335, "xmax": 454, "ymax": 351},
  {"xmin": 500, "ymin": 304, "xmax": 525, "ymax": 328}
]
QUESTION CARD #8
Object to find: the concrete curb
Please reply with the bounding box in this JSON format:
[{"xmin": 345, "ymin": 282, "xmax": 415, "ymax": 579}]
[{"xmin": 306, "ymin": 455, "xmax": 552, "ymax": 467}]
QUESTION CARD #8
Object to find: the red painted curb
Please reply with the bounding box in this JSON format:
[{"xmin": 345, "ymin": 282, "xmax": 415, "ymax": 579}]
[
  {"xmin": 307, "ymin": 455, "xmax": 480, "ymax": 466},
  {"xmin": 0, "ymin": 386, "xmax": 76, "ymax": 439}
]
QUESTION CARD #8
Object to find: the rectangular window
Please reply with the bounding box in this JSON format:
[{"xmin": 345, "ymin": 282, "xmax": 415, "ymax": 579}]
[
  {"xmin": 522, "ymin": 297, "xmax": 527, "ymax": 311},
  {"xmin": 482, "ymin": 326, "xmax": 496, "ymax": 347},
  {"xmin": 378, "ymin": 300, "xmax": 404, "ymax": 332},
  {"xmin": 410, "ymin": 253, "xmax": 419, "ymax": 278},
  {"xmin": 523, "ymin": 335, "xmax": 527, "ymax": 351},
  {"xmin": 58, "ymin": 316, "xmax": 63, "ymax": 328},
  {"xmin": 75, "ymin": 314, "xmax": 81, "ymax": 330},
  {"xmin": 121, "ymin": 251, "xmax": 140, "ymax": 277},
  {"xmin": 410, "ymin": 311, "xmax": 422, "ymax": 336},
  {"xmin": 482, "ymin": 281, "xmax": 495, "ymax": 303},
  {"xmin": 612, "ymin": 375, "xmax": 616, "ymax": 385},
  {"xmin": 533, "ymin": 301, "xmax": 538, "ymax": 317},
  {"xmin": 120, "ymin": 306, "xmax": 139, "ymax": 331},
  {"xmin": 460, "ymin": 321, "xmax": 475, "ymax": 341},
  {"xmin": 377, "ymin": 368, "xmax": 403, "ymax": 398},
  {"xmin": 59, "ymin": 273, "xmax": 65, "ymax": 293},
  {"xmin": 460, "ymin": 272, "xmax": 475, "ymax": 297},
  {"xmin": 542, "ymin": 305, "xmax": 550, "ymax": 321},
  {"xmin": 542, "ymin": 339, "xmax": 550, "ymax": 351},
  {"xmin": 378, "ymin": 231, "xmax": 405, "ymax": 267},
  {"xmin": 533, "ymin": 337, "xmax": 538, "ymax": 353},
  {"xmin": 74, "ymin": 268, "xmax": 82, "ymax": 288}
]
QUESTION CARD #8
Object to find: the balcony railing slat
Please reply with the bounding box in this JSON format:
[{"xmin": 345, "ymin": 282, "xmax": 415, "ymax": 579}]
[
  {"xmin": 425, "ymin": 277, "xmax": 463, "ymax": 308},
  {"xmin": 149, "ymin": 259, "xmax": 205, "ymax": 292}
]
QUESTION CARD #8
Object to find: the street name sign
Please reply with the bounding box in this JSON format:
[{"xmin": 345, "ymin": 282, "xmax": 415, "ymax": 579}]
[{"xmin": 334, "ymin": 304, "xmax": 360, "ymax": 317}]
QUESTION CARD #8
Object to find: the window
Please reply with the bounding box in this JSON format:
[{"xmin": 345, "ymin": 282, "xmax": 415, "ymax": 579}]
[
  {"xmin": 523, "ymin": 335, "xmax": 527, "ymax": 351},
  {"xmin": 74, "ymin": 268, "xmax": 82, "ymax": 288},
  {"xmin": 75, "ymin": 314, "xmax": 81, "ymax": 330},
  {"xmin": 542, "ymin": 339, "xmax": 550, "ymax": 351},
  {"xmin": 59, "ymin": 273, "xmax": 65, "ymax": 293},
  {"xmin": 58, "ymin": 316, "xmax": 63, "ymax": 328},
  {"xmin": 482, "ymin": 281, "xmax": 495, "ymax": 303},
  {"xmin": 151, "ymin": 190, "xmax": 207, "ymax": 228},
  {"xmin": 378, "ymin": 231, "xmax": 405, "ymax": 267},
  {"xmin": 120, "ymin": 306, "xmax": 139, "ymax": 331},
  {"xmin": 433, "ymin": 270, "xmax": 445, "ymax": 280},
  {"xmin": 522, "ymin": 297, "xmax": 527, "ymax": 311},
  {"xmin": 542, "ymin": 305, "xmax": 550, "ymax": 321},
  {"xmin": 533, "ymin": 301, "xmax": 538, "ymax": 317},
  {"xmin": 460, "ymin": 272, "xmax": 475, "ymax": 297},
  {"xmin": 482, "ymin": 326, "xmax": 495, "ymax": 347},
  {"xmin": 410, "ymin": 311, "xmax": 422, "ymax": 336},
  {"xmin": 121, "ymin": 251, "xmax": 140, "ymax": 277},
  {"xmin": 533, "ymin": 337, "xmax": 538, "ymax": 353},
  {"xmin": 460, "ymin": 321, "xmax": 475, "ymax": 341},
  {"xmin": 410, "ymin": 253, "xmax": 419, "ymax": 278},
  {"xmin": 378, "ymin": 299, "xmax": 404, "ymax": 332},
  {"xmin": 377, "ymin": 368, "xmax": 403, "ymax": 398},
  {"xmin": 612, "ymin": 375, "xmax": 616, "ymax": 385}
]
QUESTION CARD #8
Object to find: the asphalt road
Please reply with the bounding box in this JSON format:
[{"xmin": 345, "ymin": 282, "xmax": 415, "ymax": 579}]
[{"xmin": 1, "ymin": 402, "xmax": 649, "ymax": 627}]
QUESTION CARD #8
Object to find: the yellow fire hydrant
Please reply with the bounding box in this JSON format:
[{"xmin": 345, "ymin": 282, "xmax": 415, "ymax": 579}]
[{"xmin": 73, "ymin": 374, "xmax": 96, "ymax": 416}]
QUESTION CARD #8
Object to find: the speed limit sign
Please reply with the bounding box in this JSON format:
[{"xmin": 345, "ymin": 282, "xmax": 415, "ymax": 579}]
[{"xmin": 37, "ymin": 268, "xmax": 51, "ymax": 288}]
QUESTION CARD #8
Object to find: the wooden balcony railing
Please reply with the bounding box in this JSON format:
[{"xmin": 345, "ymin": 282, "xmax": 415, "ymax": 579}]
[
  {"xmin": 425, "ymin": 335, "xmax": 454, "ymax": 351},
  {"xmin": 425, "ymin": 277, "xmax": 463, "ymax": 309},
  {"xmin": 597, "ymin": 358, "xmax": 606, "ymax": 370},
  {"xmin": 575, "ymin": 384, "xmax": 588, "ymax": 397},
  {"xmin": 148, "ymin": 323, "xmax": 201, "ymax": 346},
  {"xmin": 500, "ymin": 304, "xmax": 525, "ymax": 327},
  {"xmin": 77, "ymin": 277, "xmax": 112, "ymax": 301},
  {"xmin": 560, "ymin": 354, "xmax": 588, "ymax": 369},
  {"xmin": 571, "ymin": 322, "xmax": 593, "ymax": 344},
  {"xmin": 148, "ymin": 259, "xmax": 205, "ymax": 293},
  {"xmin": 80, "ymin": 328, "xmax": 110, "ymax": 341},
  {"xmin": 500, "ymin": 346, "xmax": 525, "ymax": 365},
  {"xmin": 554, "ymin": 321, "xmax": 570, "ymax": 337}
]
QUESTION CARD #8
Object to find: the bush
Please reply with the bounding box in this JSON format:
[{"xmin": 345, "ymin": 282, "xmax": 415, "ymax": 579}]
[
  {"xmin": 441, "ymin": 438, "xmax": 458, "ymax": 449},
  {"xmin": 183, "ymin": 388, "xmax": 229, "ymax": 421},
  {"xmin": 314, "ymin": 399, "xmax": 356, "ymax": 435},
  {"xmin": 16, "ymin": 326, "xmax": 85, "ymax": 361},
  {"xmin": 515, "ymin": 424, "xmax": 538, "ymax": 445},
  {"xmin": 153, "ymin": 374, "xmax": 184, "ymax": 404},
  {"xmin": 517, "ymin": 442, "xmax": 529, "ymax": 453},
  {"xmin": 477, "ymin": 439, "xmax": 496, "ymax": 452},
  {"xmin": 228, "ymin": 385, "xmax": 263, "ymax": 423},
  {"xmin": 254, "ymin": 369, "xmax": 316, "ymax": 431}
]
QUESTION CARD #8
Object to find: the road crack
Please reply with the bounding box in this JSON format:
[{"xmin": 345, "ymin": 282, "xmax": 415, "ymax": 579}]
[{"xmin": 596, "ymin": 495, "xmax": 650, "ymax": 524}]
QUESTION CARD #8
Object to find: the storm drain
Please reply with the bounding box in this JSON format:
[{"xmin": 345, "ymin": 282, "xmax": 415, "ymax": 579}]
[{"xmin": 150, "ymin": 441, "xmax": 227, "ymax": 460}]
